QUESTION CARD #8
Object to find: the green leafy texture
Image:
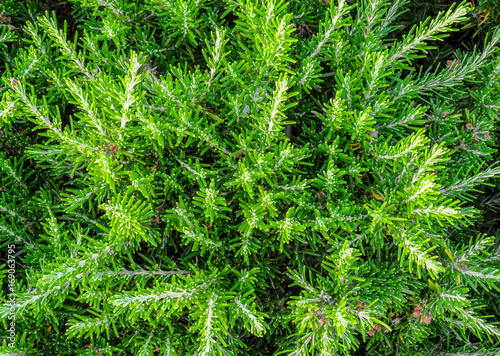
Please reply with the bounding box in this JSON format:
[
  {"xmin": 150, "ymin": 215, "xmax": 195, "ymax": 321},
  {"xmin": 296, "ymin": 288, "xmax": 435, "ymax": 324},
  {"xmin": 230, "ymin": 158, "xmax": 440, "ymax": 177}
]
[{"xmin": 0, "ymin": 0, "xmax": 500, "ymax": 355}]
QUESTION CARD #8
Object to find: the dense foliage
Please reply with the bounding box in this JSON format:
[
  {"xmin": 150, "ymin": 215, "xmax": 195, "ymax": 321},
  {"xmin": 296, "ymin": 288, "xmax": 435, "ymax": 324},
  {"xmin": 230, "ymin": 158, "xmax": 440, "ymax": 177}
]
[{"xmin": 1, "ymin": 0, "xmax": 500, "ymax": 355}]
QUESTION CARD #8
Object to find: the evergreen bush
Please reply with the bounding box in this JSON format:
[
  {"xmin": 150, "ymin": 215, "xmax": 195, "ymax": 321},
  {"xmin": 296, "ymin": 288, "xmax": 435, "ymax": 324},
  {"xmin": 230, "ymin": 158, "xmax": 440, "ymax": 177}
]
[{"xmin": 1, "ymin": 1, "xmax": 500, "ymax": 355}]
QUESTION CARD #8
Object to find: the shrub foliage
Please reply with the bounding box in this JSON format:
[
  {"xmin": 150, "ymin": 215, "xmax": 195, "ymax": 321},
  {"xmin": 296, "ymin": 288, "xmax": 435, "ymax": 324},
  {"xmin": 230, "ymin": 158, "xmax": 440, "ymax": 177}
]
[{"xmin": 1, "ymin": 0, "xmax": 500, "ymax": 355}]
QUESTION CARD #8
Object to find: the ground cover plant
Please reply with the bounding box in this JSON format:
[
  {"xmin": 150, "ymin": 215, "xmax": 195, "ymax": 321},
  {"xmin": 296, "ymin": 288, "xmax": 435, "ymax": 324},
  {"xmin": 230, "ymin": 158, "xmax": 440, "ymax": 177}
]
[{"xmin": 1, "ymin": 0, "xmax": 500, "ymax": 355}]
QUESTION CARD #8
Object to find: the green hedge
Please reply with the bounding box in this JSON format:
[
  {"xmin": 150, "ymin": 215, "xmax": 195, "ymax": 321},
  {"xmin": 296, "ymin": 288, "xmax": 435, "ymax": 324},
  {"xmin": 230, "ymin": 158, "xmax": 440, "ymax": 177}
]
[{"xmin": 1, "ymin": 1, "xmax": 500, "ymax": 355}]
